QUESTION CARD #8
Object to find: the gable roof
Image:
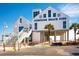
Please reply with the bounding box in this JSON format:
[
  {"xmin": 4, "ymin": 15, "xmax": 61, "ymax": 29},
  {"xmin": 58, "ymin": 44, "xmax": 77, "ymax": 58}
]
[
  {"xmin": 14, "ymin": 16, "xmax": 31, "ymax": 30},
  {"xmin": 33, "ymin": 6, "xmax": 70, "ymax": 20}
]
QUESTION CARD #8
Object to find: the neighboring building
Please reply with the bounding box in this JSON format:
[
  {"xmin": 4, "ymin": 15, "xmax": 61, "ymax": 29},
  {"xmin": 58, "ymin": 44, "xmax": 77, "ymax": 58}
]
[
  {"xmin": 13, "ymin": 16, "xmax": 32, "ymax": 44},
  {"xmin": 1, "ymin": 16, "xmax": 32, "ymax": 45},
  {"xmin": 14, "ymin": 16, "xmax": 32, "ymax": 33},
  {"xmin": 69, "ymin": 29, "xmax": 79, "ymax": 41},
  {"xmin": 32, "ymin": 6, "xmax": 70, "ymax": 43}
]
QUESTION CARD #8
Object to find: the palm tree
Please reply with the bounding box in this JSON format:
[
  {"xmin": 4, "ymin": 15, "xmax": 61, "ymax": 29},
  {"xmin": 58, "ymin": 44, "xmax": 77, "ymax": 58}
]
[
  {"xmin": 70, "ymin": 23, "xmax": 79, "ymax": 43},
  {"xmin": 2, "ymin": 35, "xmax": 5, "ymax": 52},
  {"xmin": 44, "ymin": 24, "xmax": 54, "ymax": 43}
]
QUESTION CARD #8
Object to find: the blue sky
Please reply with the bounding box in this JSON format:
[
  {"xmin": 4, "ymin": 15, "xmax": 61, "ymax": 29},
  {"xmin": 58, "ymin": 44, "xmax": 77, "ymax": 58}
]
[{"xmin": 0, "ymin": 3, "xmax": 79, "ymax": 35}]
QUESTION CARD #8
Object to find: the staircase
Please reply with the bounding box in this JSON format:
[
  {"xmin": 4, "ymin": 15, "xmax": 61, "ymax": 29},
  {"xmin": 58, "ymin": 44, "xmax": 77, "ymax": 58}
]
[
  {"xmin": 16, "ymin": 29, "xmax": 32, "ymax": 44},
  {"xmin": 5, "ymin": 28, "xmax": 32, "ymax": 47}
]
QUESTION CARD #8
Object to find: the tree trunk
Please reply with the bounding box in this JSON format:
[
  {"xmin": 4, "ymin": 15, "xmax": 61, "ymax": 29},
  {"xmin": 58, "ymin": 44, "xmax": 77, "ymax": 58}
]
[
  {"xmin": 2, "ymin": 35, "xmax": 5, "ymax": 52},
  {"xmin": 3, "ymin": 42, "xmax": 5, "ymax": 52},
  {"xmin": 48, "ymin": 30, "xmax": 50, "ymax": 44}
]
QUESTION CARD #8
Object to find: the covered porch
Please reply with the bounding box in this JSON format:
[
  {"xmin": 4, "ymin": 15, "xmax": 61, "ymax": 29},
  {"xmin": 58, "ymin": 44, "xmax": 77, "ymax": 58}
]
[{"xmin": 40, "ymin": 29, "xmax": 69, "ymax": 44}]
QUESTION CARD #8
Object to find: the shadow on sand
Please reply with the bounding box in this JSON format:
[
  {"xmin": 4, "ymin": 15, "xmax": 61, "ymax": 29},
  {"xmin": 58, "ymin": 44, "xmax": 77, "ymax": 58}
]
[
  {"xmin": 72, "ymin": 53, "xmax": 79, "ymax": 56},
  {"xmin": 76, "ymin": 46, "xmax": 79, "ymax": 48}
]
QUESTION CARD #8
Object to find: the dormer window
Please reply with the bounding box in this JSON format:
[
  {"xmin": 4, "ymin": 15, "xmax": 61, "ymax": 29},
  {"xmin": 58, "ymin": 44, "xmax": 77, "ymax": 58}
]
[
  {"xmin": 43, "ymin": 14, "xmax": 46, "ymax": 18},
  {"xmin": 53, "ymin": 13, "xmax": 56, "ymax": 17}
]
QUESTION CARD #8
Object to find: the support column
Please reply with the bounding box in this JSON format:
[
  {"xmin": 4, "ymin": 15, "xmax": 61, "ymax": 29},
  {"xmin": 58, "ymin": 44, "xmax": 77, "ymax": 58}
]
[
  {"xmin": 67, "ymin": 30, "xmax": 69, "ymax": 42},
  {"xmin": 54, "ymin": 31, "xmax": 56, "ymax": 42},
  {"xmin": 27, "ymin": 38, "xmax": 29, "ymax": 45},
  {"xmin": 60, "ymin": 35, "xmax": 63, "ymax": 42},
  {"xmin": 43, "ymin": 32, "xmax": 45, "ymax": 42},
  {"xmin": 64, "ymin": 31, "xmax": 66, "ymax": 41}
]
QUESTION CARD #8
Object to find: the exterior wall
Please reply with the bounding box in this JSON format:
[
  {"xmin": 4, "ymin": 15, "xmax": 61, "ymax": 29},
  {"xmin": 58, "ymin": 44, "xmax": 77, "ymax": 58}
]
[
  {"xmin": 69, "ymin": 29, "xmax": 79, "ymax": 41},
  {"xmin": 40, "ymin": 32, "xmax": 45, "ymax": 42},
  {"xmin": 32, "ymin": 31, "xmax": 46, "ymax": 43},
  {"xmin": 32, "ymin": 7, "xmax": 69, "ymax": 31},
  {"xmin": 14, "ymin": 16, "xmax": 32, "ymax": 33},
  {"xmin": 32, "ymin": 7, "xmax": 70, "ymax": 43},
  {"xmin": 33, "ymin": 20, "xmax": 69, "ymax": 31},
  {"xmin": 32, "ymin": 32, "xmax": 41, "ymax": 43}
]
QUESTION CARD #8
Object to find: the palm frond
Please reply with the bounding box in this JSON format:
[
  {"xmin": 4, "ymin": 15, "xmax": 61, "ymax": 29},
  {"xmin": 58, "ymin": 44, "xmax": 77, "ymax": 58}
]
[{"xmin": 44, "ymin": 24, "xmax": 54, "ymax": 30}]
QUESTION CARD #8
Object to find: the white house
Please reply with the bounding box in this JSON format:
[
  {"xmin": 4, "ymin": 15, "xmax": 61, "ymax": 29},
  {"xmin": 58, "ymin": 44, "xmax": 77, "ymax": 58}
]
[
  {"xmin": 32, "ymin": 6, "xmax": 70, "ymax": 43},
  {"xmin": 14, "ymin": 16, "xmax": 32, "ymax": 33},
  {"xmin": 13, "ymin": 16, "xmax": 32, "ymax": 44},
  {"xmin": 2, "ymin": 16, "xmax": 32, "ymax": 46},
  {"xmin": 1, "ymin": 7, "xmax": 79, "ymax": 45}
]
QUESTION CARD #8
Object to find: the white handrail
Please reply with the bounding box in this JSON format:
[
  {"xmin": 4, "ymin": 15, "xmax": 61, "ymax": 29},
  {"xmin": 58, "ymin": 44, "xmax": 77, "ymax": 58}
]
[
  {"xmin": 18, "ymin": 28, "xmax": 24, "ymax": 36},
  {"xmin": 16, "ymin": 29, "xmax": 32, "ymax": 43}
]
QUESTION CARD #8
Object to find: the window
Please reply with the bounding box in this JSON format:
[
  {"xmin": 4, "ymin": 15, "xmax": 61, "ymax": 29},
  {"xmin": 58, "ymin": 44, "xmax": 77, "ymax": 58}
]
[
  {"xmin": 33, "ymin": 11, "xmax": 39, "ymax": 18},
  {"xmin": 63, "ymin": 21, "xmax": 66, "ymax": 28},
  {"xmin": 34, "ymin": 23, "xmax": 37, "ymax": 30},
  {"xmin": 53, "ymin": 13, "xmax": 56, "ymax": 17},
  {"xmin": 58, "ymin": 14, "xmax": 61, "ymax": 17},
  {"xmin": 48, "ymin": 10, "xmax": 51, "ymax": 17},
  {"xmin": 43, "ymin": 14, "xmax": 46, "ymax": 18},
  {"xmin": 20, "ymin": 18, "xmax": 22, "ymax": 23},
  {"xmin": 19, "ymin": 26, "xmax": 24, "ymax": 32}
]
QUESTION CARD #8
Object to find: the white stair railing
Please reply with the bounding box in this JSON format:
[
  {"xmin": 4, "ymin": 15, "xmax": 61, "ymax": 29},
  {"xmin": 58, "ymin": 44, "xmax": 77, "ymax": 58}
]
[
  {"xmin": 16, "ymin": 29, "xmax": 32, "ymax": 44},
  {"xmin": 18, "ymin": 28, "xmax": 24, "ymax": 36}
]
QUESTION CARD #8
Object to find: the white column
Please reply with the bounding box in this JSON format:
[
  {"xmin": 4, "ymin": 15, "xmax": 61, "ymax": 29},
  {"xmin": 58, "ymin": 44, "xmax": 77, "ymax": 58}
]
[
  {"xmin": 64, "ymin": 32, "xmax": 66, "ymax": 41},
  {"xmin": 43, "ymin": 32, "xmax": 45, "ymax": 42},
  {"xmin": 67, "ymin": 30, "xmax": 69, "ymax": 42},
  {"xmin": 54, "ymin": 31, "xmax": 56, "ymax": 42},
  {"xmin": 27, "ymin": 38, "xmax": 29, "ymax": 45}
]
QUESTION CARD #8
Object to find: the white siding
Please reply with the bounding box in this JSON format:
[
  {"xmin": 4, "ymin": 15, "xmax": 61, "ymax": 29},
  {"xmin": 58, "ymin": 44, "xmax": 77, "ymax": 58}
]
[
  {"xmin": 32, "ymin": 32, "xmax": 40, "ymax": 43},
  {"xmin": 32, "ymin": 6, "xmax": 69, "ymax": 31},
  {"xmin": 33, "ymin": 20, "xmax": 69, "ymax": 31},
  {"xmin": 69, "ymin": 29, "xmax": 79, "ymax": 41},
  {"xmin": 32, "ymin": 6, "xmax": 70, "ymax": 43}
]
